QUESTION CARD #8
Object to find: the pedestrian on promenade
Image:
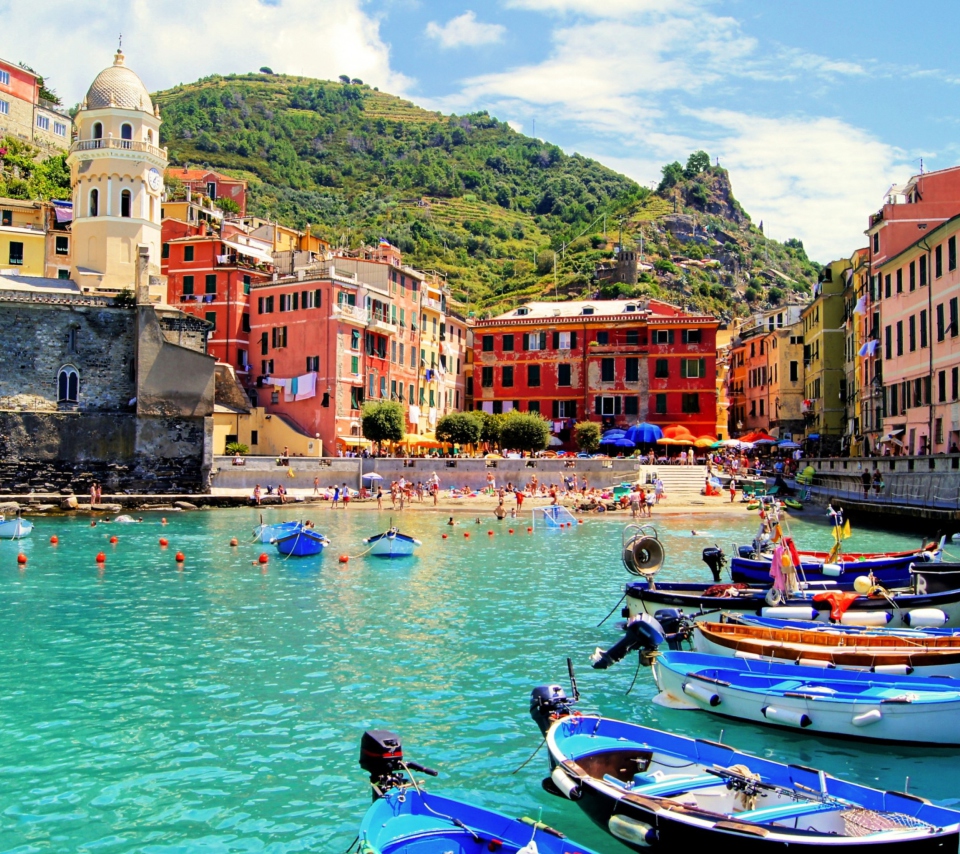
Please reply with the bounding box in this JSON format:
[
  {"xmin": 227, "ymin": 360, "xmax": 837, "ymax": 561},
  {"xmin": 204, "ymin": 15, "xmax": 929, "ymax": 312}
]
[{"xmin": 861, "ymin": 468, "xmax": 871, "ymax": 499}]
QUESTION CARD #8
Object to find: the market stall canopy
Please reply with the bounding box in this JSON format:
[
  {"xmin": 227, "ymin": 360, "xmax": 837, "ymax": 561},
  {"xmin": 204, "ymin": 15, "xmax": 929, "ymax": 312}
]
[{"xmin": 337, "ymin": 435, "xmax": 371, "ymax": 447}]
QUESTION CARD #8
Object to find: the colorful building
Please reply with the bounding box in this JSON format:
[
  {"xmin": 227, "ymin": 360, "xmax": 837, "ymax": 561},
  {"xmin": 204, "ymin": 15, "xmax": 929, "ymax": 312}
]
[
  {"xmin": 0, "ymin": 56, "xmax": 72, "ymax": 151},
  {"xmin": 471, "ymin": 299, "xmax": 719, "ymax": 441},
  {"xmin": 764, "ymin": 321, "xmax": 805, "ymax": 441},
  {"xmin": 165, "ymin": 167, "xmax": 248, "ymax": 216}
]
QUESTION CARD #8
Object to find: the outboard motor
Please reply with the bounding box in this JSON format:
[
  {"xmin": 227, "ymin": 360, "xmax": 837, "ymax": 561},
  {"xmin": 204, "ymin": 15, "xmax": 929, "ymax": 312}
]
[
  {"xmin": 359, "ymin": 730, "xmax": 437, "ymax": 799},
  {"xmin": 653, "ymin": 608, "xmax": 690, "ymax": 650},
  {"xmin": 530, "ymin": 684, "xmax": 575, "ymax": 736},
  {"xmin": 702, "ymin": 546, "xmax": 727, "ymax": 582},
  {"xmin": 591, "ymin": 613, "xmax": 666, "ymax": 669}
]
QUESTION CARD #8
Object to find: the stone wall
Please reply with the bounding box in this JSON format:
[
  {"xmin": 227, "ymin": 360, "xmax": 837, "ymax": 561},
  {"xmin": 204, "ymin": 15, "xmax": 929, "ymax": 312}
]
[
  {"xmin": 0, "ymin": 300, "xmax": 135, "ymax": 411},
  {"xmin": 0, "ymin": 411, "xmax": 212, "ymax": 494}
]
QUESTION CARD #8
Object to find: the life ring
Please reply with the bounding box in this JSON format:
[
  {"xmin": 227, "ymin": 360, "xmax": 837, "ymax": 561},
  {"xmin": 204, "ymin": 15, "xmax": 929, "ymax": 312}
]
[
  {"xmin": 623, "ymin": 535, "xmax": 664, "ymax": 576},
  {"xmin": 765, "ymin": 587, "xmax": 785, "ymax": 606}
]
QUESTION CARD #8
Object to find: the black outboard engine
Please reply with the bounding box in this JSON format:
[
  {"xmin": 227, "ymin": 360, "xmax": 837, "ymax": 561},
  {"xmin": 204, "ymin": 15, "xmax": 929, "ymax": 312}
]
[
  {"xmin": 702, "ymin": 546, "xmax": 726, "ymax": 582},
  {"xmin": 591, "ymin": 613, "xmax": 666, "ymax": 669},
  {"xmin": 653, "ymin": 608, "xmax": 690, "ymax": 650},
  {"xmin": 530, "ymin": 684, "xmax": 575, "ymax": 736},
  {"xmin": 359, "ymin": 730, "xmax": 437, "ymax": 799}
]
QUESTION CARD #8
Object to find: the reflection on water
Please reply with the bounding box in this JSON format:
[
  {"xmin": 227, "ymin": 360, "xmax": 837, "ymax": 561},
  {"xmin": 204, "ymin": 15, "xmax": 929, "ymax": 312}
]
[{"xmin": 0, "ymin": 508, "xmax": 952, "ymax": 852}]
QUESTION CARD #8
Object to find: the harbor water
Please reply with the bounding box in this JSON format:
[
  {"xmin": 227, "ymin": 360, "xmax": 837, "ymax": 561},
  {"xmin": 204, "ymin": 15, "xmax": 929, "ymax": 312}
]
[{"xmin": 1, "ymin": 508, "xmax": 957, "ymax": 852}]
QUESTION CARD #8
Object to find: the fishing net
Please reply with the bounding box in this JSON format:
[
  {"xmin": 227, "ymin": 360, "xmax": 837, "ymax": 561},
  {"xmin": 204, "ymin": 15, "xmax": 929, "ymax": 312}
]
[{"xmin": 840, "ymin": 809, "xmax": 932, "ymax": 836}]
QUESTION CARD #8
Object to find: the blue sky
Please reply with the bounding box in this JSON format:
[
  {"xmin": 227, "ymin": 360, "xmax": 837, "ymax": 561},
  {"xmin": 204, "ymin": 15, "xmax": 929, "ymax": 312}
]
[{"xmin": 6, "ymin": 0, "xmax": 960, "ymax": 261}]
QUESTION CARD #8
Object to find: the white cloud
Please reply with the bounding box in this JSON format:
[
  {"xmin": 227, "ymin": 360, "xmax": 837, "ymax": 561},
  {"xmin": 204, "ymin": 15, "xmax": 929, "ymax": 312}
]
[
  {"xmin": 504, "ymin": 0, "xmax": 703, "ymax": 16},
  {"xmin": 425, "ymin": 11, "xmax": 506, "ymax": 49},
  {"xmin": 0, "ymin": 0, "xmax": 412, "ymax": 107}
]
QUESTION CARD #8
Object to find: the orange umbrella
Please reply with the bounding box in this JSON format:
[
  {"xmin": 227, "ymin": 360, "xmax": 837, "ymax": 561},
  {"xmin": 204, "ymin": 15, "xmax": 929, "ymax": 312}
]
[
  {"xmin": 694, "ymin": 435, "xmax": 718, "ymax": 448},
  {"xmin": 663, "ymin": 425, "xmax": 696, "ymax": 440}
]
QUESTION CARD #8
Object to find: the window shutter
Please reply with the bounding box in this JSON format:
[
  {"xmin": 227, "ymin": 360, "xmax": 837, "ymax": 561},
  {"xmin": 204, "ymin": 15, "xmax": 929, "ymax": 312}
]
[
  {"xmin": 552, "ymin": 400, "xmax": 559, "ymax": 418},
  {"xmin": 668, "ymin": 330, "xmax": 675, "ymax": 344},
  {"xmin": 614, "ymin": 396, "xmax": 622, "ymax": 415},
  {"xmin": 570, "ymin": 401, "xmax": 577, "ymax": 419},
  {"xmin": 571, "ymin": 331, "xmax": 577, "ymax": 349},
  {"xmin": 540, "ymin": 332, "xmax": 547, "ymax": 350},
  {"xmin": 680, "ymin": 360, "xmax": 687, "ymax": 378},
  {"xmin": 595, "ymin": 395, "xmax": 602, "ymax": 414},
  {"xmin": 699, "ymin": 357, "xmax": 706, "ymax": 378},
  {"xmin": 522, "ymin": 333, "xmax": 529, "ymax": 351},
  {"xmin": 552, "ymin": 331, "xmax": 560, "ymax": 349}
]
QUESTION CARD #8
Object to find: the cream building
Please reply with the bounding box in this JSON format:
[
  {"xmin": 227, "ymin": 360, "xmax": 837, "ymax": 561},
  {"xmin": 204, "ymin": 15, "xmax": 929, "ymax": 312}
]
[{"xmin": 67, "ymin": 50, "xmax": 166, "ymax": 295}]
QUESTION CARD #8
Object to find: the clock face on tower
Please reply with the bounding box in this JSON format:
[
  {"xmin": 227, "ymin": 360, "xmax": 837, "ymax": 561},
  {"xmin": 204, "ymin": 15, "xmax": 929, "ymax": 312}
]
[{"xmin": 147, "ymin": 167, "xmax": 162, "ymax": 192}]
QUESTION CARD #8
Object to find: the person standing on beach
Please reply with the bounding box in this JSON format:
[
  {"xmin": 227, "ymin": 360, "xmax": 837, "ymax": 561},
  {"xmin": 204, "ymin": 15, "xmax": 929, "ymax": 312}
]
[
  {"xmin": 654, "ymin": 477, "xmax": 664, "ymax": 504},
  {"xmin": 90, "ymin": 483, "xmax": 97, "ymax": 506},
  {"xmin": 377, "ymin": 486, "xmax": 383, "ymax": 510},
  {"xmin": 332, "ymin": 484, "xmax": 340, "ymax": 509},
  {"xmin": 253, "ymin": 484, "xmax": 261, "ymax": 505},
  {"xmin": 313, "ymin": 476, "xmax": 320, "ymax": 497},
  {"xmin": 342, "ymin": 484, "xmax": 350, "ymax": 509},
  {"xmin": 729, "ymin": 477, "xmax": 737, "ymax": 503}
]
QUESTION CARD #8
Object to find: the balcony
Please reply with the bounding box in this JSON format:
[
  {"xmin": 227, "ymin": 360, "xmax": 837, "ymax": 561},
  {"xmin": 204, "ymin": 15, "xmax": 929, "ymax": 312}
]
[
  {"xmin": 70, "ymin": 138, "xmax": 167, "ymax": 159},
  {"xmin": 422, "ymin": 296, "xmax": 443, "ymax": 312},
  {"xmin": 368, "ymin": 313, "xmax": 397, "ymax": 335},
  {"xmin": 333, "ymin": 302, "xmax": 368, "ymax": 327}
]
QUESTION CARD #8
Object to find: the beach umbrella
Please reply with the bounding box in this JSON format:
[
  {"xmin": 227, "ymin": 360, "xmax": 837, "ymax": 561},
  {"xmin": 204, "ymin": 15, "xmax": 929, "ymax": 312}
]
[
  {"xmin": 694, "ymin": 436, "xmax": 718, "ymax": 448},
  {"xmin": 753, "ymin": 438, "xmax": 778, "ymax": 445},
  {"xmin": 361, "ymin": 472, "xmax": 383, "ymax": 480},
  {"xmin": 613, "ymin": 438, "xmax": 636, "ymax": 449},
  {"xmin": 663, "ymin": 425, "xmax": 695, "ymax": 440},
  {"xmin": 656, "ymin": 437, "xmax": 680, "ymax": 445},
  {"xmin": 601, "ymin": 429, "xmax": 626, "ymax": 443},
  {"xmin": 777, "ymin": 440, "xmax": 801, "ymax": 449},
  {"xmin": 625, "ymin": 422, "xmax": 663, "ymax": 444},
  {"xmin": 547, "ymin": 435, "xmax": 563, "ymax": 447}
]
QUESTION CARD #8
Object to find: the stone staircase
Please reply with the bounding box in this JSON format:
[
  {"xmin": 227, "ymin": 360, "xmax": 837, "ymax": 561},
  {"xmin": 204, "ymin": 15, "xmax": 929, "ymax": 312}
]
[{"xmin": 635, "ymin": 464, "xmax": 711, "ymax": 497}]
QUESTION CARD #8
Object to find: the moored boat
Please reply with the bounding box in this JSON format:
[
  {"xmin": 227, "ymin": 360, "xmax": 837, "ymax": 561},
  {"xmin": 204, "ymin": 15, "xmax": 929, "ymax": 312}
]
[
  {"xmin": 253, "ymin": 519, "xmax": 300, "ymax": 544},
  {"xmin": 362, "ymin": 526, "xmax": 422, "ymax": 558},
  {"xmin": 273, "ymin": 523, "xmax": 329, "ymax": 557},
  {"xmin": 652, "ymin": 650, "xmax": 960, "ymax": 744},
  {"xmin": 693, "ymin": 619, "xmax": 960, "ymax": 676},
  {"xmin": 358, "ymin": 729, "xmax": 601, "ymax": 854},
  {"xmin": 729, "ymin": 613, "xmax": 960, "ymax": 637},
  {"xmin": 0, "ymin": 513, "xmax": 33, "ymax": 539},
  {"xmin": 532, "ymin": 684, "xmax": 960, "ymax": 851}
]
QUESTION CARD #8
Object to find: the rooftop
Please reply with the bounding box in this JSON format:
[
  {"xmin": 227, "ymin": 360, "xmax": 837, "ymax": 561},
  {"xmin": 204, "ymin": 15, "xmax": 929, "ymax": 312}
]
[
  {"xmin": 480, "ymin": 299, "xmax": 715, "ymax": 323},
  {"xmin": 84, "ymin": 50, "xmax": 153, "ymax": 113}
]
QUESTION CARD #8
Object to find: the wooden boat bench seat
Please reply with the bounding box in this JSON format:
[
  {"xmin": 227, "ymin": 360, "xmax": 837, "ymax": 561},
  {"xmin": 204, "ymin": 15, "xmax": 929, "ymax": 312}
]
[
  {"xmin": 733, "ymin": 800, "xmax": 843, "ymax": 824},
  {"xmin": 602, "ymin": 772, "xmax": 721, "ymax": 796}
]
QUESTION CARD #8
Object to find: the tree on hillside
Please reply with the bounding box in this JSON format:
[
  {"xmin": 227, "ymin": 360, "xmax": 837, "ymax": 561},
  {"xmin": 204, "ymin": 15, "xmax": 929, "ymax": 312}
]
[
  {"xmin": 338, "ymin": 74, "xmax": 351, "ymax": 84},
  {"xmin": 575, "ymin": 421, "xmax": 601, "ymax": 454},
  {"xmin": 500, "ymin": 411, "xmax": 550, "ymax": 454},
  {"xmin": 361, "ymin": 401, "xmax": 404, "ymax": 452},
  {"xmin": 684, "ymin": 150, "xmax": 710, "ymax": 178},
  {"xmin": 436, "ymin": 412, "xmax": 482, "ymax": 447},
  {"xmin": 657, "ymin": 161, "xmax": 684, "ymax": 193}
]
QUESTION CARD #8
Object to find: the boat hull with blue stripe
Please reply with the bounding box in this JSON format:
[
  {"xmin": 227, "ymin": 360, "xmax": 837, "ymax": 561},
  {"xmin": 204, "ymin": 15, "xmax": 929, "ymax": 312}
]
[
  {"xmin": 0, "ymin": 514, "xmax": 33, "ymax": 539},
  {"xmin": 730, "ymin": 547, "xmax": 941, "ymax": 587},
  {"xmin": 363, "ymin": 528, "xmax": 422, "ymax": 558},
  {"xmin": 537, "ymin": 698, "xmax": 960, "ymax": 852},
  {"xmin": 253, "ymin": 520, "xmax": 299, "ymax": 544},
  {"xmin": 653, "ymin": 651, "xmax": 960, "ymax": 744},
  {"xmin": 273, "ymin": 525, "xmax": 329, "ymax": 556}
]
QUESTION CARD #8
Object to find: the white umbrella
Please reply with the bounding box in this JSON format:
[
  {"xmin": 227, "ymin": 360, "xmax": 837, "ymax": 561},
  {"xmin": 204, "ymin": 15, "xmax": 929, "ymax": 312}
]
[
  {"xmin": 547, "ymin": 435, "xmax": 563, "ymax": 447},
  {"xmin": 362, "ymin": 472, "xmax": 383, "ymax": 480}
]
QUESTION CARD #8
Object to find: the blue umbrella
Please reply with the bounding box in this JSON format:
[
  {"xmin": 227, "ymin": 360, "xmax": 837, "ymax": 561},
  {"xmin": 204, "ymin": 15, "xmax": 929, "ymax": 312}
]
[
  {"xmin": 625, "ymin": 422, "xmax": 663, "ymax": 444},
  {"xmin": 613, "ymin": 438, "xmax": 636, "ymax": 449},
  {"xmin": 600, "ymin": 430, "xmax": 626, "ymax": 444}
]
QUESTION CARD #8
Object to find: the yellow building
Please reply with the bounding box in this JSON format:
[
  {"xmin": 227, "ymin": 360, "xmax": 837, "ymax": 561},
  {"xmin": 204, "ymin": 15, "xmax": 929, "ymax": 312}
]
[
  {"xmin": 417, "ymin": 278, "xmax": 446, "ymax": 432},
  {"xmin": 67, "ymin": 50, "xmax": 167, "ymax": 295},
  {"xmin": 0, "ymin": 198, "xmax": 46, "ymax": 275},
  {"xmin": 715, "ymin": 325, "xmax": 731, "ymax": 439}
]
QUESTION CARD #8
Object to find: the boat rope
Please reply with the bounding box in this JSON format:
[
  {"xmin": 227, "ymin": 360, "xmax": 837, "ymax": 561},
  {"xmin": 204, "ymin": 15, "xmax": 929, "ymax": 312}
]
[
  {"xmin": 338, "ymin": 834, "xmax": 358, "ymax": 854},
  {"xmin": 624, "ymin": 653, "xmax": 643, "ymax": 695},
  {"xmin": 398, "ymin": 762, "xmax": 484, "ymax": 841},
  {"xmin": 597, "ymin": 593, "xmax": 626, "ymax": 627},
  {"xmin": 346, "ymin": 539, "xmax": 380, "ymax": 560},
  {"xmin": 510, "ymin": 736, "xmax": 546, "ymax": 774}
]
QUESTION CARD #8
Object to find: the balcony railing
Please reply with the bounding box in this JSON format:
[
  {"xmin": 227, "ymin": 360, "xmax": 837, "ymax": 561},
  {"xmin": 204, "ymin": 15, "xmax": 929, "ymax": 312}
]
[
  {"xmin": 71, "ymin": 138, "xmax": 167, "ymax": 159},
  {"xmin": 422, "ymin": 296, "xmax": 443, "ymax": 311}
]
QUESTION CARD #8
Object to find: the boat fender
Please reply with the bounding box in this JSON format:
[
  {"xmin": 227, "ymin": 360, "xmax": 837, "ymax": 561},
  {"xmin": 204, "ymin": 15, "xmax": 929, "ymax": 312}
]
[
  {"xmin": 550, "ymin": 766, "xmax": 581, "ymax": 800},
  {"xmin": 840, "ymin": 611, "xmax": 892, "ymax": 627},
  {"xmin": 608, "ymin": 814, "xmax": 657, "ymax": 847},
  {"xmin": 761, "ymin": 606, "xmax": 819, "ymax": 620},
  {"xmin": 764, "ymin": 588, "xmax": 784, "ymax": 607},
  {"xmin": 903, "ymin": 608, "xmax": 948, "ymax": 628},
  {"xmin": 851, "ymin": 709, "xmax": 883, "ymax": 727},
  {"xmin": 821, "ymin": 563, "xmax": 842, "ymax": 577},
  {"xmin": 682, "ymin": 681, "xmax": 721, "ymax": 707},
  {"xmin": 761, "ymin": 706, "xmax": 812, "ymax": 728},
  {"xmin": 734, "ymin": 650, "xmax": 762, "ymax": 660},
  {"xmin": 871, "ymin": 664, "xmax": 914, "ymax": 676},
  {"xmin": 797, "ymin": 658, "xmax": 834, "ymax": 669}
]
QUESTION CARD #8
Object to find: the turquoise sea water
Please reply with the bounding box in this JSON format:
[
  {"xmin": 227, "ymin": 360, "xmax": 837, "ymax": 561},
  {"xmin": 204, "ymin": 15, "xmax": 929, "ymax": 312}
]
[{"xmin": 1, "ymin": 507, "xmax": 956, "ymax": 853}]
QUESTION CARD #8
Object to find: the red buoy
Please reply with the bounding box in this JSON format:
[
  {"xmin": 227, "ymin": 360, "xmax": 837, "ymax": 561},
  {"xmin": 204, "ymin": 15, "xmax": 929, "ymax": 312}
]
[
  {"xmin": 95, "ymin": 552, "xmax": 106, "ymax": 563},
  {"xmin": 258, "ymin": 553, "xmax": 269, "ymax": 564},
  {"xmin": 509, "ymin": 529, "xmax": 514, "ymax": 534},
  {"xmin": 487, "ymin": 530, "xmax": 494, "ymax": 536},
  {"xmin": 229, "ymin": 538, "xmax": 239, "ymax": 547},
  {"xmin": 175, "ymin": 552, "xmax": 185, "ymax": 562},
  {"xmin": 527, "ymin": 527, "xmax": 533, "ymax": 533},
  {"xmin": 49, "ymin": 535, "xmax": 58, "ymax": 544},
  {"xmin": 577, "ymin": 519, "xmax": 583, "ymax": 524},
  {"xmin": 338, "ymin": 554, "xmax": 349, "ymax": 563},
  {"xmin": 159, "ymin": 538, "xmax": 168, "ymax": 547},
  {"xmin": 17, "ymin": 553, "xmax": 27, "ymax": 565},
  {"xmin": 109, "ymin": 535, "xmax": 118, "ymax": 544},
  {"xmin": 442, "ymin": 534, "xmax": 448, "ymax": 539},
  {"xmin": 464, "ymin": 532, "xmax": 470, "ymax": 538}
]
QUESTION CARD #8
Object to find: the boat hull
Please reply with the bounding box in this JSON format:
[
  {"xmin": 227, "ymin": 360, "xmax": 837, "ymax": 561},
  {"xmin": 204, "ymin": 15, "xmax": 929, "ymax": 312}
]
[
  {"xmin": 254, "ymin": 521, "xmax": 299, "ymax": 544},
  {"xmin": 653, "ymin": 651, "xmax": 960, "ymax": 744},
  {"xmin": 731, "ymin": 550, "xmax": 939, "ymax": 587},
  {"xmin": 625, "ymin": 581, "xmax": 960, "ymax": 628},
  {"xmin": 0, "ymin": 517, "xmax": 33, "ymax": 539},
  {"xmin": 274, "ymin": 527, "xmax": 328, "ymax": 556},
  {"xmin": 363, "ymin": 531, "xmax": 421, "ymax": 558}
]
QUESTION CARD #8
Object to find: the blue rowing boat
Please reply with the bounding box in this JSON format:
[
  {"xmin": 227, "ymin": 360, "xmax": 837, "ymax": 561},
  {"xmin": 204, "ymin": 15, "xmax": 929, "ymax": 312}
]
[
  {"xmin": 531, "ymin": 683, "xmax": 960, "ymax": 851},
  {"xmin": 363, "ymin": 527, "xmax": 422, "ymax": 558},
  {"xmin": 357, "ymin": 730, "xmax": 601, "ymax": 854},
  {"xmin": 273, "ymin": 524, "xmax": 329, "ymax": 556}
]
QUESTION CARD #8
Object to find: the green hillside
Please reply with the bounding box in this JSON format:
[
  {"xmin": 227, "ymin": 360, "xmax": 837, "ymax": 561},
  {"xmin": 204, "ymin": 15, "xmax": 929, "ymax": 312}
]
[{"xmin": 153, "ymin": 72, "xmax": 819, "ymax": 317}]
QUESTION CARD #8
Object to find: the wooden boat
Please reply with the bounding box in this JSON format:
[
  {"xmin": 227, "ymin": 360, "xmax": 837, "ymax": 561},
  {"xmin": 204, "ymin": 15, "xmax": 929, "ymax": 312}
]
[
  {"xmin": 729, "ymin": 613, "xmax": 960, "ymax": 637},
  {"xmin": 362, "ymin": 527, "xmax": 422, "ymax": 558},
  {"xmin": 652, "ymin": 651, "xmax": 960, "ymax": 744},
  {"xmin": 358, "ymin": 729, "xmax": 601, "ymax": 854},
  {"xmin": 623, "ymin": 578, "xmax": 960, "ymax": 627},
  {"xmin": 531, "ymin": 685, "xmax": 960, "ymax": 851},
  {"xmin": 0, "ymin": 513, "xmax": 32, "ymax": 539},
  {"xmin": 693, "ymin": 620, "xmax": 960, "ymax": 676},
  {"xmin": 273, "ymin": 524, "xmax": 329, "ymax": 557},
  {"xmin": 912, "ymin": 562, "xmax": 960, "ymax": 595},
  {"xmin": 253, "ymin": 519, "xmax": 299, "ymax": 544}
]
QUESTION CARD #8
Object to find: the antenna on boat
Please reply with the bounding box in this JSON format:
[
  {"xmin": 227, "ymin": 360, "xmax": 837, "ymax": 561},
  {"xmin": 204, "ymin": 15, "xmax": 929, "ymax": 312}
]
[{"xmin": 566, "ymin": 657, "xmax": 580, "ymax": 702}]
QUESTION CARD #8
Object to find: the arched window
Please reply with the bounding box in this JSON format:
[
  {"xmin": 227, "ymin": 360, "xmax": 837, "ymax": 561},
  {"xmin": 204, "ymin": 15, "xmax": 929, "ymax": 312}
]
[
  {"xmin": 146, "ymin": 129, "xmax": 154, "ymax": 145},
  {"xmin": 89, "ymin": 188, "xmax": 99, "ymax": 217},
  {"xmin": 57, "ymin": 366, "xmax": 79, "ymax": 403},
  {"xmin": 121, "ymin": 123, "xmax": 132, "ymax": 148},
  {"xmin": 120, "ymin": 189, "xmax": 132, "ymax": 218},
  {"xmin": 92, "ymin": 122, "xmax": 103, "ymax": 143}
]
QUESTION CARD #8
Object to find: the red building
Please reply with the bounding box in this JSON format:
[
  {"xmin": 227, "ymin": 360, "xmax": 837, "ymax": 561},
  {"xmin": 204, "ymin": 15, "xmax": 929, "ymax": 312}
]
[
  {"xmin": 161, "ymin": 220, "xmax": 273, "ymax": 385},
  {"xmin": 164, "ymin": 167, "xmax": 248, "ymax": 215},
  {"xmin": 471, "ymin": 299, "xmax": 719, "ymax": 439}
]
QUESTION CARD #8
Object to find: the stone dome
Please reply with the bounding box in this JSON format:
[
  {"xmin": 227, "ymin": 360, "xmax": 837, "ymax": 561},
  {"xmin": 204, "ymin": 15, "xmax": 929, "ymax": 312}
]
[{"xmin": 84, "ymin": 50, "xmax": 153, "ymax": 112}]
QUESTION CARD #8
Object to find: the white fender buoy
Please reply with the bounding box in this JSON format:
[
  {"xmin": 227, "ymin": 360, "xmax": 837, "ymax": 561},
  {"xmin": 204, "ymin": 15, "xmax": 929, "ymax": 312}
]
[
  {"xmin": 761, "ymin": 705, "xmax": 812, "ymax": 728},
  {"xmin": 762, "ymin": 606, "xmax": 819, "ymax": 620},
  {"xmin": 871, "ymin": 664, "xmax": 914, "ymax": 676},
  {"xmin": 903, "ymin": 608, "xmax": 948, "ymax": 628},
  {"xmin": 851, "ymin": 709, "xmax": 883, "ymax": 727},
  {"xmin": 840, "ymin": 611, "xmax": 891, "ymax": 627},
  {"xmin": 798, "ymin": 658, "xmax": 834, "ymax": 669},
  {"xmin": 550, "ymin": 766, "xmax": 581, "ymax": 800},
  {"xmin": 734, "ymin": 650, "xmax": 762, "ymax": 660},
  {"xmin": 682, "ymin": 681, "xmax": 721, "ymax": 707},
  {"xmin": 609, "ymin": 814, "xmax": 657, "ymax": 847},
  {"xmin": 821, "ymin": 563, "xmax": 842, "ymax": 577}
]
